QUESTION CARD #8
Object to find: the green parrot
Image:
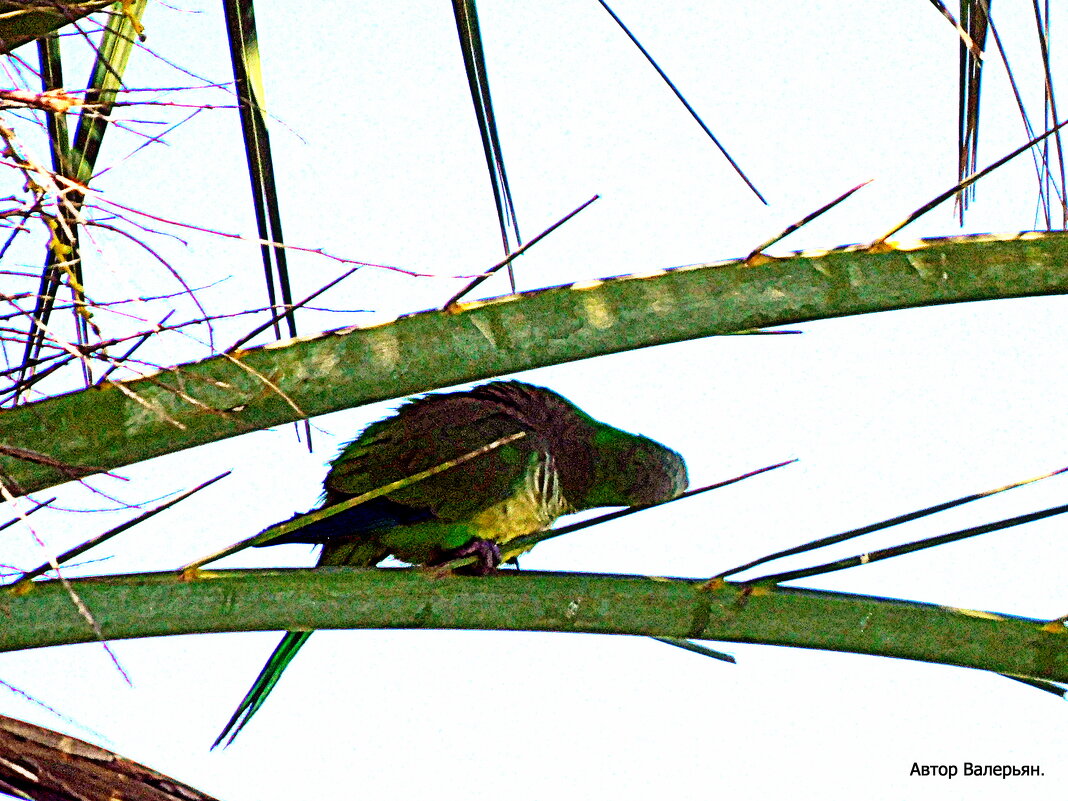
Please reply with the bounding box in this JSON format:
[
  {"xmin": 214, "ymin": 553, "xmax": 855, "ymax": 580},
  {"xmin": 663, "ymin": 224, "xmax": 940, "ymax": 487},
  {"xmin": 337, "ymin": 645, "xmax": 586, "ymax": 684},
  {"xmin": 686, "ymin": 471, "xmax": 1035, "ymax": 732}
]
[{"xmin": 213, "ymin": 380, "xmax": 687, "ymax": 747}]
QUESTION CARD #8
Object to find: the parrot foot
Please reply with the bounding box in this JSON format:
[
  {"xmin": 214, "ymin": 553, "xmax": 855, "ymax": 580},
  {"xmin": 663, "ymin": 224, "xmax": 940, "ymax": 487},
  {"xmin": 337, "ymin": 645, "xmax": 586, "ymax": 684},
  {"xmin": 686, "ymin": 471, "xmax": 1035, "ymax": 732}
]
[{"xmin": 443, "ymin": 538, "xmax": 501, "ymax": 576}]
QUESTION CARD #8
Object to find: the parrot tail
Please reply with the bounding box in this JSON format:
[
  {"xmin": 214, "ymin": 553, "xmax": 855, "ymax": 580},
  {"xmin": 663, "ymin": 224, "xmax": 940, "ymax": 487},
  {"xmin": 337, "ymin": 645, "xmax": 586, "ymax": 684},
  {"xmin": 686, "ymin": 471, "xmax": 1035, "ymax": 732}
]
[{"xmin": 212, "ymin": 630, "xmax": 313, "ymax": 749}]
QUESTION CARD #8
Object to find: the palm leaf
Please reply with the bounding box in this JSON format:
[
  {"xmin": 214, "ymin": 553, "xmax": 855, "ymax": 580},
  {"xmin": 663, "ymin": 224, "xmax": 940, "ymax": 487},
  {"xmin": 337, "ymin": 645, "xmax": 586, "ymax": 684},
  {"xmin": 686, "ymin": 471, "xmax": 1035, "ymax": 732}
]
[
  {"xmin": 595, "ymin": 0, "xmax": 766, "ymax": 204},
  {"xmin": 956, "ymin": 0, "xmax": 990, "ymax": 221},
  {"xmin": 2, "ymin": 230, "xmax": 1068, "ymax": 497},
  {"xmin": 452, "ymin": 0, "xmax": 522, "ymax": 290},
  {"xmin": 15, "ymin": 0, "xmax": 146, "ymax": 396},
  {"xmin": 5, "ymin": 568, "xmax": 1068, "ymax": 689},
  {"xmin": 222, "ymin": 0, "xmax": 294, "ymax": 341},
  {"xmin": 0, "ymin": 712, "xmax": 220, "ymax": 801},
  {"xmin": 0, "ymin": 0, "xmax": 112, "ymax": 55}
]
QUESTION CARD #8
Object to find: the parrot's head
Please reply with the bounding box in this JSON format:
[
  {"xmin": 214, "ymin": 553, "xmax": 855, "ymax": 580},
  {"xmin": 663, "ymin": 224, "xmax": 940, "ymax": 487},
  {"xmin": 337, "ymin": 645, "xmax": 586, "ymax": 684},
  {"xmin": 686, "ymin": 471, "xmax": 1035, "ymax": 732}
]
[
  {"xmin": 620, "ymin": 436, "xmax": 689, "ymax": 506},
  {"xmin": 467, "ymin": 380, "xmax": 688, "ymax": 511},
  {"xmin": 577, "ymin": 427, "xmax": 688, "ymax": 510}
]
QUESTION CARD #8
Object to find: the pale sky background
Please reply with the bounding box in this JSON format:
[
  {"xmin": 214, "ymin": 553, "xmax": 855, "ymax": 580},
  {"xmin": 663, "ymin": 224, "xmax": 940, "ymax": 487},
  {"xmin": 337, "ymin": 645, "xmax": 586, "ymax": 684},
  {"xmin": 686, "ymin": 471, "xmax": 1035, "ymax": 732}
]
[{"xmin": 2, "ymin": 2, "xmax": 1068, "ymax": 799}]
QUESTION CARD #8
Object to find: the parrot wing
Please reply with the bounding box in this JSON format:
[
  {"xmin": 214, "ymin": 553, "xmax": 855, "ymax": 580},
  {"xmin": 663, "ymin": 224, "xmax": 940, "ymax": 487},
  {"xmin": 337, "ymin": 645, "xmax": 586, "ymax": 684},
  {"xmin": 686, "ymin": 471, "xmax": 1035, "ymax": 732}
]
[{"xmin": 324, "ymin": 393, "xmax": 546, "ymax": 522}]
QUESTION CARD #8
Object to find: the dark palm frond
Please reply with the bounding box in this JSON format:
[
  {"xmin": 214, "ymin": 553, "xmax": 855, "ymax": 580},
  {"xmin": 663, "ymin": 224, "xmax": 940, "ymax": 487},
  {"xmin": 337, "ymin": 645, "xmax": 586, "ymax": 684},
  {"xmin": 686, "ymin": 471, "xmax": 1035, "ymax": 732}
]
[
  {"xmin": 1029, "ymin": 0, "xmax": 1067, "ymax": 227},
  {"xmin": 951, "ymin": 1, "xmax": 1067, "ymax": 227},
  {"xmin": 13, "ymin": 1, "xmax": 147, "ymax": 400},
  {"xmin": 651, "ymin": 637, "xmax": 736, "ymax": 664},
  {"xmin": 223, "ymin": 0, "xmax": 312, "ymax": 447},
  {"xmin": 716, "ymin": 466, "xmax": 1066, "ymax": 579},
  {"xmin": 228, "ymin": 268, "xmax": 360, "ymax": 353},
  {"xmin": 38, "ymin": 34, "xmax": 72, "ymax": 176},
  {"xmin": 16, "ymin": 34, "xmax": 74, "ymax": 399},
  {"xmin": 10, "ymin": 471, "xmax": 229, "ymax": 587},
  {"xmin": 452, "ymin": 0, "xmax": 522, "ymax": 291},
  {"xmin": 974, "ymin": 2, "xmax": 1060, "ymax": 226},
  {"xmin": 0, "ymin": 495, "xmax": 54, "ymax": 534},
  {"xmin": 874, "ymin": 115, "xmax": 1068, "ymax": 242},
  {"xmin": 746, "ymin": 181, "xmax": 871, "ymax": 261},
  {"xmin": 0, "ymin": 712, "xmax": 220, "ymax": 801},
  {"xmin": 928, "ymin": 0, "xmax": 984, "ymax": 58},
  {"xmin": 68, "ymin": 0, "xmax": 147, "ymax": 185},
  {"xmin": 96, "ymin": 310, "xmax": 175, "ymax": 384},
  {"xmin": 748, "ymin": 501, "xmax": 1068, "ymax": 585},
  {"xmin": 956, "ymin": 0, "xmax": 991, "ymax": 223},
  {"xmin": 445, "ymin": 195, "xmax": 599, "ymax": 307},
  {"xmin": 0, "ymin": 0, "xmax": 112, "ymax": 56},
  {"xmin": 222, "ymin": 0, "xmax": 294, "ymax": 341},
  {"xmin": 595, "ymin": 0, "xmax": 766, "ymax": 204},
  {"xmin": 1000, "ymin": 674, "xmax": 1068, "ymax": 697}
]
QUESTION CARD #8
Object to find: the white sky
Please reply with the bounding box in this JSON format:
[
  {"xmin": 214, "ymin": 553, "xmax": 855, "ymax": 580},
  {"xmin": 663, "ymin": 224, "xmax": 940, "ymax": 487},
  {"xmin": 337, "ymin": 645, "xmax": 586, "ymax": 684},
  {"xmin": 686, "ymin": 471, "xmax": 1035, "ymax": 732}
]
[{"xmin": 3, "ymin": 2, "xmax": 1068, "ymax": 799}]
